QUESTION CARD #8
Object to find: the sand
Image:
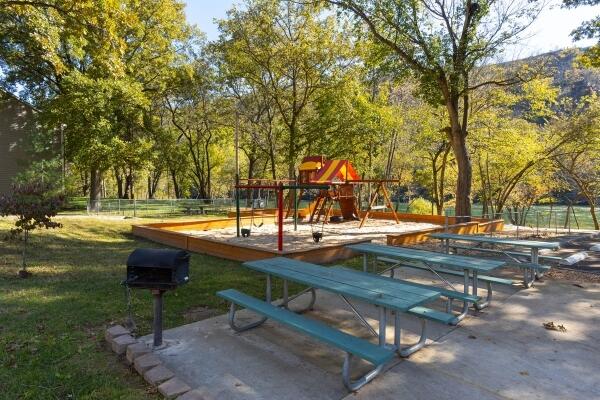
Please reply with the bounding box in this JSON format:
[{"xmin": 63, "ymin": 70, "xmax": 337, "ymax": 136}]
[{"xmin": 180, "ymin": 219, "xmax": 440, "ymax": 251}]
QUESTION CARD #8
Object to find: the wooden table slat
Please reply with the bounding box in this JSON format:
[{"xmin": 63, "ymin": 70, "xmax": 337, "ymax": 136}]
[
  {"xmin": 347, "ymin": 243, "xmax": 505, "ymax": 272},
  {"xmin": 429, "ymin": 233, "xmax": 560, "ymax": 250},
  {"xmin": 244, "ymin": 257, "xmax": 440, "ymax": 312}
]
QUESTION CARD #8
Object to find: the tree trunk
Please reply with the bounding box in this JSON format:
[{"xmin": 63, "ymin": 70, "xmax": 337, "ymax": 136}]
[
  {"xmin": 124, "ymin": 169, "xmax": 134, "ymax": 199},
  {"xmin": 205, "ymin": 139, "xmax": 212, "ymax": 199},
  {"xmin": 89, "ymin": 167, "xmax": 102, "ymax": 212},
  {"xmin": 589, "ymin": 202, "xmax": 599, "ymax": 230},
  {"xmin": 449, "ymin": 127, "xmax": 472, "ymax": 219},
  {"xmin": 287, "ymin": 118, "xmax": 297, "ymax": 179},
  {"xmin": 269, "ymin": 146, "xmax": 277, "ymax": 180},
  {"xmin": 170, "ymin": 168, "xmax": 181, "ymax": 199},
  {"xmin": 21, "ymin": 229, "xmax": 28, "ymax": 273},
  {"xmin": 114, "ymin": 168, "xmax": 124, "ymax": 199},
  {"xmin": 147, "ymin": 171, "xmax": 161, "ymax": 199},
  {"xmin": 81, "ymin": 171, "xmax": 89, "ymax": 196}
]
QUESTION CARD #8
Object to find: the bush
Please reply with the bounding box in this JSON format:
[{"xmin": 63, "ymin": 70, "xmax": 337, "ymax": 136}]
[
  {"xmin": 0, "ymin": 180, "xmax": 64, "ymax": 277},
  {"xmin": 408, "ymin": 197, "xmax": 433, "ymax": 215}
]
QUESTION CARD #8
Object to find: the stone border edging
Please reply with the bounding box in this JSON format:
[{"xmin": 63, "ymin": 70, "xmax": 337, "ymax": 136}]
[{"xmin": 105, "ymin": 325, "xmax": 204, "ymax": 400}]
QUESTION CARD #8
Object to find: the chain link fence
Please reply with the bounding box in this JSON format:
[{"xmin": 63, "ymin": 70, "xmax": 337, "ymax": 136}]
[
  {"xmin": 63, "ymin": 198, "xmax": 235, "ymax": 218},
  {"xmin": 444, "ymin": 206, "xmax": 599, "ymax": 235},
  {"xmin": 62, "ymin": 197, "xmax": 599, "ymax": 231}
]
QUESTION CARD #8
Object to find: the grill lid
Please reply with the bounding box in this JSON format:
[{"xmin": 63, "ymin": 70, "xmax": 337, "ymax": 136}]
[{"xmin": 126, "ymin": 248, "xmax": 190, "ymax": 268}]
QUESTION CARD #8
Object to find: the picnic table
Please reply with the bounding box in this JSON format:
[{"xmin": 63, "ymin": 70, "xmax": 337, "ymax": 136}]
[
  {"xmin": 219, "ymin": 256, "xmax": 444, "ymax": 390},
  {"xmin": 347, "ymin": 243, "xmax": 508, "ymax": 311},
  {"xmin": 183, "ymin": 205, "xmax": 207, "ymax": 215},
  {"xmin": 429, "ymin": 233, "xmax": 561, "ymax": 286}
]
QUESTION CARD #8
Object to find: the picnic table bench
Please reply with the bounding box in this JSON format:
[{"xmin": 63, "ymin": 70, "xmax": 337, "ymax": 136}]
[
  {"xmin": 429, "ymin": 233, "xmax": 561, "ymax": 286},
  {"xmin": 218, "ymin": 256, "xmax": 458, "ymax": 391},
  {"xmin": 347, "ymin": 243, "xmax": 509, "ymax": 313},
  {"xmin": 218, "ymin": 289, "xmax": 395, "ymax": 391}
]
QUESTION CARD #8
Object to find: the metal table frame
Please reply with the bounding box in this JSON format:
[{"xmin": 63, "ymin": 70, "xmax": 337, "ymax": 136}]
[
  {"xmin": 362, "ymin": 253, "xmax": 492, "ymax": 313},
  {"xmin": 430, "ymin": 233, "xmax": 560, "ymax": 287}
]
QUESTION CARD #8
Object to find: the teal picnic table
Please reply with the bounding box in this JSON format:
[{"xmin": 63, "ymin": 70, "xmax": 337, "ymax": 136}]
[
  {"xmin": 243, "ymin": 257, "xmax": 441, "ymax": 351},
  {"xmin": 429, "ymin": 233, "xmax": 561, "ymax": 286},
  {"xmin": 347, "ymin": 243, "xmax": 507, "ymax": 312}
]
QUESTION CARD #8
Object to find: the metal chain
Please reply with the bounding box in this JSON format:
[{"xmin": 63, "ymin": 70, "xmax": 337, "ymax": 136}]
[{"xmin": 122, "ymin": 283, "xmax": 137, "ymax": 331}]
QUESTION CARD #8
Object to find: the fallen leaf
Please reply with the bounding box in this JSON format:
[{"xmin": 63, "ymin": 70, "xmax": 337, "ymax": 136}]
[
  {"xmin": 519, "ymin": 371, "xmax": 529, "ymax": 376},
  {"xmin": 543, "ymin": 321, "xmax": 567, "ymax": 333}
]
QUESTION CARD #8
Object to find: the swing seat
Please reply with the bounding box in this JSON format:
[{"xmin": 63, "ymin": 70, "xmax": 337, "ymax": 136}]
[
  {"xmin": 312, "ymin": 232, "xmax": 323, "ymax": 243},
  {"xmin": 241, "ymin": 228, "xmax": 251, "ymax": 237}
]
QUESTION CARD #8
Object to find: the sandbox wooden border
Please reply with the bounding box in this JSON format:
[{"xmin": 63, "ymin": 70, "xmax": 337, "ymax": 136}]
[{"xmin": 132, "ymin": 212, "xmax": 504, "ymax": 262}]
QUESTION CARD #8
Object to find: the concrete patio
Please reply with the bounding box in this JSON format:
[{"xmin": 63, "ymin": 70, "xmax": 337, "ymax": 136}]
[{"xmin": 143, "ymin": 269, "xmax": 600, "ymax": 400}]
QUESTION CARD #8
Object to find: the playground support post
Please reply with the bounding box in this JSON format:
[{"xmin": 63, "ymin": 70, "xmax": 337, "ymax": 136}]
[
  {"xmin": 278, "ymin": 184, "xmax": 284, "ymax": 252},
  {"xmin": 293, "ymin": 184, "xmax": 298, "ymax": 232},
  {"xmin": 235, "ymin": 105, "xmax": 240, "ymax": 237}
]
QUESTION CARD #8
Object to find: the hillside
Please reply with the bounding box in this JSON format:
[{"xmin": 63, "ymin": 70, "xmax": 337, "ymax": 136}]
[{"xmin": 518, "ymin": 48, "xmax": 600, "ymax": 103}]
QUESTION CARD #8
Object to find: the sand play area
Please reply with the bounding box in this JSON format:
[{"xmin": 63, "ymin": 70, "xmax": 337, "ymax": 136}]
[{"xmin": 180, "ymin": 219, "xmax": 440, "ymax": 251}]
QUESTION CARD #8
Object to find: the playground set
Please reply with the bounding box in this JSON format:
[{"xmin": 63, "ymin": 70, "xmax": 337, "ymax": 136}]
[{"xmin": 234, "ymin": 156, "xmax": 401, "ymax": 250}]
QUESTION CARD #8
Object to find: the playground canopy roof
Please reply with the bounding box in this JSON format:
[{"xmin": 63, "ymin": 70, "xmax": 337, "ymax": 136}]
[{"xmin": 312, "ymin": 159, "xmax": 360, "ymax": 184}]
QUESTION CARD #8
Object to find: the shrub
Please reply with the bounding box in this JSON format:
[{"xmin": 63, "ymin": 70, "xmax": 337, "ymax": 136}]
[
  {"xmin": 408, "ymin": 197, "xmax": 433, "ymax": 215},
  {"xmin": 0, "ymin": 180, "xmax": 64, "ymax": 277}
]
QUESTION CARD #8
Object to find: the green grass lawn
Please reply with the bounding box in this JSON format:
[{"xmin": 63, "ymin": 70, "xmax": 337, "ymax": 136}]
[{"xmin": 0, "ymin": 216, "xmax": 301, "ymax": 400}]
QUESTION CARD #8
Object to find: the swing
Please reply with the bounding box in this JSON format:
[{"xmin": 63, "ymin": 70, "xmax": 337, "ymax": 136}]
[
  {"xmin": 240, "ymin": 190, "xmax": 256, "ymax": 238},
  {"xmin": 241, "ymin": 202, "xmax": 251, "ymax": 237},
  {"xmin": 308, "ymin": 190, "xmax": 325, "ymax": 243},
  {"xmin": 251, "ymin": 189, "xmax": 265, "ymax": 228}
]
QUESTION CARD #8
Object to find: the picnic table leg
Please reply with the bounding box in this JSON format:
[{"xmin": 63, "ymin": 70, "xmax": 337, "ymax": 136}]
[
  {"xmin": 462, "ymin": 268, "xmax": 470, "ymax": 297},
  {"xmin": 451, "ymin": 270, "xmax": 471, "ymax": 322},
  {"xmin": 363, "ymin": 254, "xmax": 368, "ymax": 273},
  {"xmin": 398, "ymin": 318, "xmax": 428, "ymax": 357},
  {"xmin": 266, "ymin": 274, "xmax": 272, "ymax": 303},
  {"xmin": 279, "ymin": 287, "xmax": 317, "ymax": 313},
  {"xmin": 532, "ymin": 248, "xmax": 544, "ymax": 280},
  {"xmin": 521, "ymin": 248, "xmax": 537, "ymax": 287},
  {"xmin": 472, "ymin": 271, "xmax": 492, "ymax": 310},
  {"xmin": 342, "ymin": 353, "xmax": 386, "ymax": 391},
  {"xmin": 227, "ymin": 274, "xmax": 271, "ymax": 332},
  {"xmin": 378, "ymin": 306, "xmax": 387, "ymax": 347},
  {"xmin": 394, "ymin": 311, "xmax": 401, "ymax": 349},
  {"xmin": 445, "ymin": 238, "xmax": 450, "ymax": 254},
  {"xmin": 282, "ymin": 279, "xmax": 289, "ymax": 309},
  {"xmin": 523, "ymin": 268, "xmax": 534, "ymax": 288}
]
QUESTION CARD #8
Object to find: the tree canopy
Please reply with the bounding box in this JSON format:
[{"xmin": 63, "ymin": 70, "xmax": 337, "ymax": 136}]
[{"xmin": 1, "ymin": 0, "xmax": 599, "ymax": 225}]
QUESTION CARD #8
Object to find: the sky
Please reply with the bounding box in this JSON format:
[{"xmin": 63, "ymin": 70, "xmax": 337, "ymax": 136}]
[{"xmin": 183, "ymin": 0, "xmax": 600, "ymax": 58}]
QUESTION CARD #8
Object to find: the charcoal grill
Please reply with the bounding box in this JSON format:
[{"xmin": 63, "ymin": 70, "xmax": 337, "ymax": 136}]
[{"xmin": 124, "ymin": 248, "xmax": 190, "ymax": 347}]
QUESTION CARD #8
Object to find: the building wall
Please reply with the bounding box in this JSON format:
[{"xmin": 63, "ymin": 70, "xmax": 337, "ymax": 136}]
[{"xmin": 0, "ymin": 92, "xmax": 36, "ymax": 194}]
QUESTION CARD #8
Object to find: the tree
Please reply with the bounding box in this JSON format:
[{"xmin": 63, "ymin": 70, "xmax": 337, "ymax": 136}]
[
  {"xmin": 1, "ymin": 0, "xmax": 192, "ymax": 204},
  {"xmin": 325, "ymin": 0, "xmax": 545, "ymax": 217},
  {"xmin": 217, "ymin": 0, "xmax": 354, "ymax": 178},
  {"xmin": 0, "ymin": 180, "xmax": 63, "ymax": 278},
  {"xmin": 163, "ymin": 49, "xmax": 230, "ymax": 199},
  {"xmin": 552, "ymin": 96, "xmax": 600, "ymax": 230},
  {"xmin": 469, "ymin": 75, "xmax": 562, "ymax": 217},
  {"xmin": 42, "ymin": 74, "xmax": 151, "ymax": 206},
  {"xmin": 404, "ymin": 97, "xmax": 454, "ymax": 215},
  {"xmin": 564, "ymin": 0, "xmax": 600, "ymax": 67}
]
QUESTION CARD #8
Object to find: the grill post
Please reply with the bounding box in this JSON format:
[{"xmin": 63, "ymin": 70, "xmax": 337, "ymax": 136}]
[{"xmin": 152, "ymin": 289, "xmax": 165, "ymax": 347}]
